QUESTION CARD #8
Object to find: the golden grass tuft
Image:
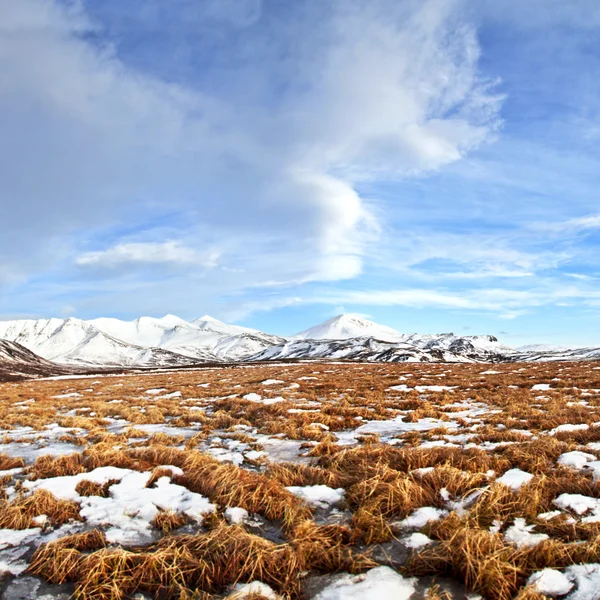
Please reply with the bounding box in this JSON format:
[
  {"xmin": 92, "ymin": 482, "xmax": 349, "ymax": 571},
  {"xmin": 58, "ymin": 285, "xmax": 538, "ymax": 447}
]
[
  {"xmin": 152, "ymin": 510, "xmax": 188, "ymax": 533},
  {"xmin": 0, "ymin": 489, "xmax": 81, "ymax": 529},
  {"xmin": 75, "ymin": 479, "xmax": 116, "ymax": 498}
]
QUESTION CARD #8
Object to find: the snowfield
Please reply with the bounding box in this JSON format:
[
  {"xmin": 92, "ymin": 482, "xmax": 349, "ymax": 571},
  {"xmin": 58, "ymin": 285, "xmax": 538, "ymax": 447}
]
[{"xmin": 1, "ymin": 360, "xmax": 600, "ymax": 598}]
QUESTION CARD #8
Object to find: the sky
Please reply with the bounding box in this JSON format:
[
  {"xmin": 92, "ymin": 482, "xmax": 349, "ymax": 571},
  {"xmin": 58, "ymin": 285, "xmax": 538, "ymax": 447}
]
[{"xmin": 1, "ymin": 0, "xmax": 600, "ymax": 346}]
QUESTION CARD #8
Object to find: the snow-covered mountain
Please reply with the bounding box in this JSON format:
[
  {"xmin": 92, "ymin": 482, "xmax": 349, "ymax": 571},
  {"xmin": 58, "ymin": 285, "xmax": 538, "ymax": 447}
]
[
  {"xmin": 294, "ymin": 314, "xmax": 405, "ymax": 343},
  {"xmin": 249, "ymin": 337, "xmax": 477, "ymax": 363},
  {"xmin": 0, "ymin": 339, "xmax": 73, "ymax": 381},
  {"xmin": 293, "ymin": 315, "xmax": 512, "ymax": 357},
  {"xmin": 3, "ymin": 311, "xmax": 592, "ymax": 368},
  {"xmin": 0, "ymin": 315, "xmax": 281, "ymax": 367},
  {"xmin": 0, "ymin": 318, "xmax": 205, "ymax": 367},
  {"xmin": 509, "ymin": 346, "xmax": 600, "ymax": 362}
]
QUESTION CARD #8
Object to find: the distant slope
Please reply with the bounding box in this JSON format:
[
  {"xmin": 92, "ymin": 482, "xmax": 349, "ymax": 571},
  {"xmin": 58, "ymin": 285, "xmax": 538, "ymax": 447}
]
[
  {"xmin": 0, "ymin": 339, "xmax": 73, "ymax": 381},
  {"xmin": 248, "ymin": 337, "xmax": 477, "ymax": 363}
]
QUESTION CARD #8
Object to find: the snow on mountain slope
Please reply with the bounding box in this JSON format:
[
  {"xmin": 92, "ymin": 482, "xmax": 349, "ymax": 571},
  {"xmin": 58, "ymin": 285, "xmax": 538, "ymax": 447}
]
[
  {"xmin": 249, "ymin": 337, "xmax": 477, "ymax": 363},
  {"xmin": 516, "ymin": 344, "xmax": 572, "ymax": 353},
  {"xmin": 0, "ymin": 315, "xmax": 274, "ymax": 366},
  {"xmin": 0, "ymin": 339, "xmax": 73, "ymax": 381},
  {"xmin": 193, "ymin": 315, "xmax": 257, "ymax": 335},
  {"xmin": 53, "ymin": 330, "xmax": 202, "ymax": 367},
  {"xmin": 0, "ymin": 318, "xmax": 205, "ymax": 367},
  {"xmin": 294, "ymin": 314, "xmax": 405, "ymax": 342},
  {"xmin": 510, "ymin": 347, "xmax": 600, "ymax": 362},
  {"xmin": 213, "ymin": 332, "xmax": 288, "ymax": 361},
  {"xmin": 7, "ymin": 312, "xmax": 593, "ymax": 367},
  {"xmin": 408, "ymin": 333, "xmax": 513, "ymax": 356},
  {"xmin": 89, "ymin": 315, "xmax": 193, "ymax": 347},
  {"xmin": 294, "ymin": 315, "xmax": 512, "ymax": 357}
]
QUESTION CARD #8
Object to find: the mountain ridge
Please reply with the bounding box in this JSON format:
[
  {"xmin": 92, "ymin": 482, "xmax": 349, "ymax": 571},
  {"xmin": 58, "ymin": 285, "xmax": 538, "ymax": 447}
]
[{"xmin": 0, "ymin": 312, "xmax": 592, "ymax": 367}]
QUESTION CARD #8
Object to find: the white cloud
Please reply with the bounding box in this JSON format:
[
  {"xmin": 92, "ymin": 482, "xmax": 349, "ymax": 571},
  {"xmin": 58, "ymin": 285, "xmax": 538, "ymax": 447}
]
[
  {"xmin": 0, "ymin": 0, "xmax": 502, "ymax": 315},
  {"xmin": 76, "ymin": 241, "xmax": 219, "ymax": 269}
]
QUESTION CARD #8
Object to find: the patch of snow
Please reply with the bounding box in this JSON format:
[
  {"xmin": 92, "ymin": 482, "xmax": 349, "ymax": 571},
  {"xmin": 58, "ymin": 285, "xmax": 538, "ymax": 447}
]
[
  {"xmin": 231, "ymin": 581, "xmax": 281, "ymax": 599},
  {"xmin": 285, "ymin": 485, "xmax": 344, "ymax": 509},
  {"xmin": 399, "ymin": 506, "xmax": 447, "ymax": 529},
  {"xmin": 558, "ymin": 451, "xmax": 597, "ymax": 470},
  {"xmin": 504, "ymin": 518, "xmax": 549, "ymax": 548},
  {"xmin": 225, "ymin": 507, "xmax": 250, "ymax": 525},
  {"xmin": 527, "ymin": 568, "xmax": 573, "ymax": 597},
  {"xmin": 0, "ymin": 528, "xmax": 41, "ymax": 550},
  {"xmin": 313, "ymin": 566, "xmax": 416, "ymax": 600},
  {"xmin": 549, "ymin": 423, "xmax": 589, "ymax": 436},
  {"xmin": 25, "ymin": 467, "xmax": 215, "ymax": 545},
  {"xmin": 562, "ymin": 564, "xmax": 600, "ymax": 600},
  {"xmin": 496, "ymin": 469, "xmax": 534, "ymax": 490},
  {"xmin": 403, "ymin": 532, "xmax": 433, "ymax": 549}
]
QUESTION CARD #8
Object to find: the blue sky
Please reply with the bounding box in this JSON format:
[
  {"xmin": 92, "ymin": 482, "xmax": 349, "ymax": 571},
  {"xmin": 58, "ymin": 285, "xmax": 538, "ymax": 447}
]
[{"xmin": 1, "ymin": 0, "xmax": 600, "ymax": 346}]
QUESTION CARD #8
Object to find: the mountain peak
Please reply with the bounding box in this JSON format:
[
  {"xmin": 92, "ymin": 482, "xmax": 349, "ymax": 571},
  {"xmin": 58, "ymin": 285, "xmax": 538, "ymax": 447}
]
[
  {"xmin": 193, "ymin": 315, "xmax": 221, "ymax": 324},
  {"xmin": 294, "ymin": 313, "xmax": 404, "ymax": 342}
]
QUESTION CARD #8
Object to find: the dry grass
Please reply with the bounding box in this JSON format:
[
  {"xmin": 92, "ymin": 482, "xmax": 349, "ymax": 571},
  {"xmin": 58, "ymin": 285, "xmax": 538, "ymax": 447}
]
[
  {"xmin": 0, "ymin": 489, "xmax": 81, "ymax": 529},
  {"xmin": 6, "ymin": 360, "xmax": 600, "ymax": 598}
]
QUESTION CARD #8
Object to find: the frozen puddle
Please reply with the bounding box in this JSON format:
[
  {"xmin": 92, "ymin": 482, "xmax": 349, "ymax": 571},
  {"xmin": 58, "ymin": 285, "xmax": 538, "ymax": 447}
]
[{"xmin": 0, "ymin": 442, "xmax": 83, "ymax": 463}]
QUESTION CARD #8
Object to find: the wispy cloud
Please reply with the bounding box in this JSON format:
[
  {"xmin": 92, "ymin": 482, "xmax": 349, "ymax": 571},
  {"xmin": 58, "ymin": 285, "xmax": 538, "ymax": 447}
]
[{"xmin": 76, "ymin": 241, "xmax": 220, "ymax": 270}]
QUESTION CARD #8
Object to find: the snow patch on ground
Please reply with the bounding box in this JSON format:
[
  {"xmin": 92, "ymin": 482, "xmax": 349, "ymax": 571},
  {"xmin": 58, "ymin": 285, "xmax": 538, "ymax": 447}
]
[
  {"xmin": 25, "ymin": 467, "xmax": 215, "ymax": 544},
  {"xmin": 313, "ymin": 566, "xmax": 416, "ymax": 600},
  {"xmin": 285, "ymin": 485, "xmax": 344, "ymax": 509},
  {"xmin": 496, "ymin": 469, "xmax": 534, "ymax": 490}
]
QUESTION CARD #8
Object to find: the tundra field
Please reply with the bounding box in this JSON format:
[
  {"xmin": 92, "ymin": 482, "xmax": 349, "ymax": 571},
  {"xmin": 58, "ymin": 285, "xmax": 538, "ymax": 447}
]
[{"xmin": 2, "ymin": 363, "xmax": 600, "ymax": 599}]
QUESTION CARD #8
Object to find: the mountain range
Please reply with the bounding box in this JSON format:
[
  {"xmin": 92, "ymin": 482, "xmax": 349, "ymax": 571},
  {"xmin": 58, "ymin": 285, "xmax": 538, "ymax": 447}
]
[{"xmin": 0, "ymin": 313, "xmax": 594, "ymax": 369}]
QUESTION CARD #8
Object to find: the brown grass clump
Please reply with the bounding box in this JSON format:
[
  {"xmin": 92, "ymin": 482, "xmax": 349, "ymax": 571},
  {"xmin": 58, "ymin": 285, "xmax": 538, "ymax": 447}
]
[
  {"xmin": 29, "ymin": 453, "xmax": 86, "ymax": 479},
  {"xmin": 267, "ymin": 462, "xmax": 343, "ymax": 488},
  {"xmin": 75, "ymin": 479, "xmax": 117, "ymax": 498},
  {"xmin": 406, "ymin": 515, "xmax": 526, "ymax": 600},
  {"xmin": 152, "ymin": 510, "xmax": 188, "ymax": 533},
  {"xmin": 29, "ymin": 528, "xmax": 110, "ymax": 584},
  {"xmin": 0, "ymin": 489, "xmax": 81, "ymax": 529},
  {"xmin": 175, "ymin": 453, "xmax": 311, "ymax": 531},
  {"xmin": 0, "ymin": 453, "xmax": 25, "ymax": 470}
]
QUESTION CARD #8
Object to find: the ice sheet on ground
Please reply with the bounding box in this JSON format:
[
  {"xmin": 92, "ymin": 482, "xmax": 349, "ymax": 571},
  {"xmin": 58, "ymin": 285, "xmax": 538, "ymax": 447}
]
[
  {"xmin": 313, "ymin": 566, "xmax": 416, "ymax": 600},
  {"xmin": 0, "ymin": 528, "xmax": 41, "ymax": 550},
  {"xmin": 255, "ymin": 437, "xmax": 310, "ymax": 464},
  {"xmin": 0, "ymin": 442, "xmax": 83, "ymax": 463}
]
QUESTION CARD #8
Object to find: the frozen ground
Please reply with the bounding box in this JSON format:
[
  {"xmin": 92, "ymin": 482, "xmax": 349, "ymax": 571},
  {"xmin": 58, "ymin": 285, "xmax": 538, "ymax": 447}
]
[{"xmin": 0, "ymin": 361, "xmax": 600, "ymax": 598}]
